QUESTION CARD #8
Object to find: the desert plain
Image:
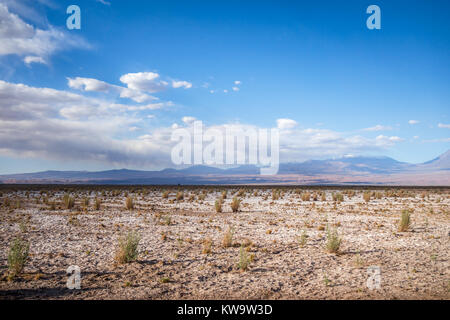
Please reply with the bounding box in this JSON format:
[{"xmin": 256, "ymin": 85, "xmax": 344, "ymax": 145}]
[{"xmin": 0, "ymin": 185, "xmax": 449, "ymax": 300}]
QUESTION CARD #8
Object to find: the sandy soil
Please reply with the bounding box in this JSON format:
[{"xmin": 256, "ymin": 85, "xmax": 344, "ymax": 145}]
[{"xmin": 0, "ymin": 186, "xmax": 449, "ymax": 300}]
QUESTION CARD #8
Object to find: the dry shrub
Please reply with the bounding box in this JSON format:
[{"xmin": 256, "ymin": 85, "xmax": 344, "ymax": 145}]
[
  {"xmin": 326, "ymin": 226, "xmax": 342, "ymax": 254},
  {"xmin": 272, "ymin": 189, "xmax": 280, "ymax": 200},
  {"xmin": 363, "ymin": 192, "xmax": 371, "ymax": 202},
  {"xmin": 115, "ymin": 231, "xmax": 140, "ymax": 264},
  {"xmin": 176, "ymin": 191, "xmax": 184, "ymax": 201},
  {"xmin": 7, "ymin": 237, "xmax": 29, "ymax": 279},
  {"xmin": 94, "ymin": 198, "xmax": 101, "ymax": 210},
  {"xmin": 202, "ymin": 238, "xmax": 212, "ymax": 254},
  {"xmin": 333, "ymin": 193, "xmax": 344, "ymax": 202},
  {"xmin": 63, "ymin": 194, "xmax": 75, "ymax": 210},
  {"xmin": 237, "ymin": 245, "xmax": 249, "ymax": 271},
  {"xmin": 162, "ymin": 191, "xmax": 169, "ymax": 199},
  {"xmin": 125, "ymin": 196, "xmax": 134, "ymax": 210},
  {"xmin": 398, "ymin": 209, "xmax": 411, "ymax": 232},
  {"xmin": 222, "ymin": 226, "xmax": 234, "ymax": 248},
  {"xmin": 231, "ymin": 197, "xmax": 241, "ymax": 212},
  {"xmin": 215, "ymin": 198, "xmax": 223, "ymax": 213},
  {"xmin": 301, "ymin": 192, "xmax": 311, "ymax": 201}
]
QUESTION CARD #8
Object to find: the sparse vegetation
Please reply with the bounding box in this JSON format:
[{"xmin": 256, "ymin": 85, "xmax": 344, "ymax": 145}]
[
  {"xmin": 326, "ymin": 226, "xmax": 342, "ymax": 254},
  {"xmin": 363, "ymin": 192, "xmax": 371, "ymax": 202},
  {"xmin": 63, "ymin": 194, "xmax": 75, "ymax": 209},
  {"xmin": 202, "ymin": 238, "xmax": 212, "ymax": 254},
  {"xmin": 115, "ymin": 231, "xmax": 141, "ymax": 264},
  {"xmin": 94, "ymin": 197, "xmax": 101, "ymax": 210},
  {"xmin": 231, "ymin": 197, "xmax": 241, "ymax": 212},
  {"xmin": 398, "ymin": 209, "xmax": 412, "ymax": 232},
  {"xmin": 222, "ymin": 226, "xmax": 234, "ymax": 248},
  {"xmin": 7, "ymin": 237, "xmax": 29, "ymax": 279},
  {"xmin": 215, "ymin": 198, "xmax": 223, "ymax": 213},
  {"xmin": 125, "ymin": 196, "xmax": 134, "ymax": 210},
  {"xmin": 237, "ymin": 245, "xmax": 250, "ymax": 271}
]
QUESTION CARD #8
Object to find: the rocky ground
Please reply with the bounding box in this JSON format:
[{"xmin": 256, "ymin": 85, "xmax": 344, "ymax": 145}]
[{"xmin": 0, "ymin": 186, "xmax": 449, "ymax": 300}]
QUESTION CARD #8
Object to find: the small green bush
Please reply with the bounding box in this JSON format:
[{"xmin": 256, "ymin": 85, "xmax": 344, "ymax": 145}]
[
  {"xmin": 7, "ymin": 237, "xmax": 29, "ymax": 278},
  {"xmin": 115, "ymin": 231, "xmax": 140, "ymax": 264},
  {"xmin": 326, "ymin": 226, "xmax": 342, "ymax": 254}
]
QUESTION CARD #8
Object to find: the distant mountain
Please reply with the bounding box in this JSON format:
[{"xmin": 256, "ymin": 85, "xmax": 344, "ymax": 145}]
[
  {"xmin": 420, "ymin": 150, "xmax": 450, "ymax": 170},
  {"xmin": 279, "ymin": 156, "xmax": 412, "ymax": 175},
  {"xmin": 0, "ymin": 151, "xmax": 448, "ymax": 185}
]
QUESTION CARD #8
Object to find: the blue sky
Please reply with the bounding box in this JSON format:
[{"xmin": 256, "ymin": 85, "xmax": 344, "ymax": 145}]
[{"xmin": 0, "ymin": 0, "xmax": 449, "ymax": 173}]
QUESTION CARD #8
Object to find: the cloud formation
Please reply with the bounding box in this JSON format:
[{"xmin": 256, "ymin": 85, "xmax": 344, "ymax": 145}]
[
  {"xmin": 0, "ymin": 3, "xmax": 89, "ymax": 64},
  {"xmin": 363, "ymin": 125, "xmax": 393, "ymax": 132},
  {"xmin": 0, "ymin": 80, "xmax": 406, "ymax": 169},
  {"xmin": 276, "ymin": 118, "xmax": 298, "ymax": 130}
]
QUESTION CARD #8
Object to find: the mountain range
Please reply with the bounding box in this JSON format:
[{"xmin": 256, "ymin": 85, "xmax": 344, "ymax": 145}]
[{"xmin": 0, "ymin": 150, "xmax": 449, "ymax": 186}]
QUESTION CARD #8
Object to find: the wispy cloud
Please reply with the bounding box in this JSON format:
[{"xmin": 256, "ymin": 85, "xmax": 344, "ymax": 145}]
[
  {"xmin": 438, "ymin": 123, "xmax": 450, "ymax": 129},
  {"xmin": 362, "ymin": 124, "xmax": 392, "ymax": 132},
  {"xmin": 0, "ymin": 3, "xmax": 89, "ymax": 65}
]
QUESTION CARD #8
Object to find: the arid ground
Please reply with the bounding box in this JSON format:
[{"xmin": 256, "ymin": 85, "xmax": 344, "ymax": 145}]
[{"xmin": 0, "ymin": 185, "xmax": 449, "ymax": 300}]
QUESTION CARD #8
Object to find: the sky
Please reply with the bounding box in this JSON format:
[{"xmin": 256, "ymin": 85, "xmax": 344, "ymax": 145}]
[{"xmin": 0, "ymin": 0, "xmax": 449, "ymax": 174}]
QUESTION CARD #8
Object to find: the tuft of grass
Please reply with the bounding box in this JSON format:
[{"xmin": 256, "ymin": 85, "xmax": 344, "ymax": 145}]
[
  {"xmin": 363, "ymin": 191, "xmax": 371, "ymax": 203},
  {"xmin": 301, "ymin": 192, "xmax": 311, "ymax": 201},
  {"xmin": 162, "ymin": 191, "xmax": 169, "ymax": 199},
  {"xmin": 94, "ymin": 197, "xmax": 101, "ymax": 210},
  {"xmin": 125, "ymin": 196, "xmax": 134, "ymax": 210},
  {"xmin": 82, "ymin": 197, "xmax": 90, "ymax": 208},
  {"xmin": 332, "ymin": 192, "xmax": 344, "ymax": 202},
  {"xmin": 221, "ymin": 190, "xmax": 227, "ymax": 199},
  {"xmin": 63, "ymin": 194, "xmax": 75, "ymax": 210},
  {"xmin": 298, "ymin": 230, "xmax": 308, "ymax": 247},
  {"xmin": 202, "ymin": 238, "xmax": 212, "ymax": 254},
  {"xmin": 160, "ymin": 277, "xmax": 171, "ymax": 283},
  {"xmin": 272, "ymin": 189, "xmax": 280, "ymax": 200},
  {"xmin": 115, "ymin": 231, "xmax": 140, "ymax": 264},
  {"xmin": 237, "ymin": 245, "xmax": 250, "ymax": 271},
  {"xmin": 176, "ymin": 191, "xmax": 184, "ymax": 201},
  {"xmin": 7, "ymin": 237, "xmax": 29, "ymax": 279},
  {"xmin": 215, "ymin": 198, "xmax": 223, "ymax": 213},
  {"xmin": 231, "ymin": 197, "xmax": 241, "ymax": 213},
  {"xmin": 222, "ymin": 226, "xmax": 234, "ymax": 248},
  {"xmin": 325, "ymin": 226, "xmax": 342, "ymax": 254},
  {"xmin": 398, "ymin": 209, "xmax": 411, "ymax": 232}
]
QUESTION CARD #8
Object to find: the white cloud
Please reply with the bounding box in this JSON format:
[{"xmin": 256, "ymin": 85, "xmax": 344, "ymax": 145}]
[
  {"xmin": 0, "ymin": 80, "xmax": 407, "ymax": 169},
  {"xmin": 96, "ymin": 0, "xmax": 111, "ymax": 5},
  {"xmin": 438, "ymin": 123, "xmax": 450, "ymax": 129},
  {"xmin": 67, "ymin": 76, "xmax": 158, "ymax": 103},
  {"xmin": 232, "ymin": 87, "xmax": 240, "ymax": 92},
  {"xmin": 68, "ymin": 77, "xmax": 112, "ymax": 93},
  {"xmin": 0, "ymin": 3, "xmax": 89, "ymax": 64},
  {"xmin": 234, "ymin": 80, "xmax": 241, "ymax": 85},
  {"xmin": 408, "ymin": 120, "xmax": 419, "ymax": 125},
  {"xmin": 120, "ymin": 72, "xmax": 168, "ymax": 93},
  {"xmin": 172, "ymin": 80, "xmax": 192, "ymax": 89},
  {"xmin": 375, "ymin": 135, "xmax": 404, "ymax": 143},
  {"xmin": 182, "ymin": 116, "xmax": 196, "ymax": 124},
  {"xmin": 276, "ymin": 118, "xmax": 298, "ymax": 130},
  {"xmin": 223, "ymin": 89, "xmax": 228, "ymax": 93},
  {"xmin": 362, "ymin": 124, "xmax": 393, "ymax": 132},
  {"xmin": 24, "ymin": 55, "xmax": 46, "ymax": 65}
]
